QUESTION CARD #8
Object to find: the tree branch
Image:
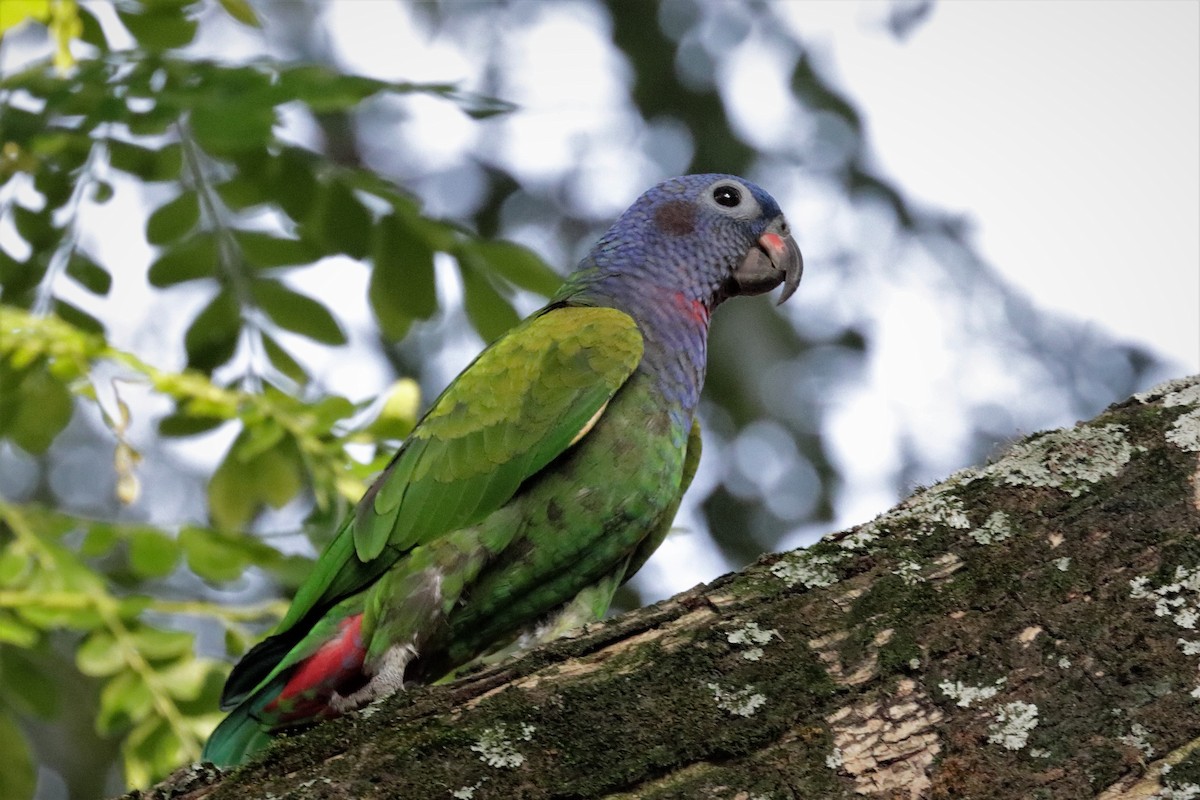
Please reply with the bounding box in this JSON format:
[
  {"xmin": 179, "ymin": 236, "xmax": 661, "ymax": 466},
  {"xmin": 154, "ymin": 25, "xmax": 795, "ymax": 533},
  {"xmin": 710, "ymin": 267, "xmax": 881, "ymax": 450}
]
[{"xmin": 130, "ymin": 374, "xmax": 1200, "ymax": 800}]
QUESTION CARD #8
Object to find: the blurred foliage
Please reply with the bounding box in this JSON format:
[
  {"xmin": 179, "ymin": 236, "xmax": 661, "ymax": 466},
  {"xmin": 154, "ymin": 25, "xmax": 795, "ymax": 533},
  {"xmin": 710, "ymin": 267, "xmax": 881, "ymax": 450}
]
[
  {"xmin": 0, "ymin": 0, "xmax": 1163, "ymax": 796},
  {"xmin": 0, "ymin": 303, "xmax": 424, "ymax": 788},
  {"xmin": 0, "ymin": 0, "xmax": 552, "ymax": 793}
]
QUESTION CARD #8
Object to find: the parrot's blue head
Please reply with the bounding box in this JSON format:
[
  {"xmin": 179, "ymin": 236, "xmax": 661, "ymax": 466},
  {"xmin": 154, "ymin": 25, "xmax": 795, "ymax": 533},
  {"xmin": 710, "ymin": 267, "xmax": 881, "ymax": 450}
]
[{"xmin": 562, "ymin": 174, "xmax": 803, "ymax": 315}]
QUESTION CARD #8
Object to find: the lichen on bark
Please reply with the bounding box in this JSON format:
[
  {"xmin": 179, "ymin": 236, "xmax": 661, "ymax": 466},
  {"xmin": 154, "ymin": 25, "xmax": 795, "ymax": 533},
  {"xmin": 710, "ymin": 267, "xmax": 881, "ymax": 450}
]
[{"xmin": 127, "ymin": 375, "xmax": 1200, "ymax": 800}]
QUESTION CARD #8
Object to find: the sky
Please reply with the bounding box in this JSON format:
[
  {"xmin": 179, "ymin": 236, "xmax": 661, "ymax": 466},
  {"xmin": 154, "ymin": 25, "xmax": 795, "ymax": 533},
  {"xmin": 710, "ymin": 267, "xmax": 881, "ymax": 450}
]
[
  {"xmin": 325, "ymin": 0, "xmax": 1200, "ymax": 374},
  {"xmin": 792, "ymin": 0, "xmax": 1200, "ymax": 373}
]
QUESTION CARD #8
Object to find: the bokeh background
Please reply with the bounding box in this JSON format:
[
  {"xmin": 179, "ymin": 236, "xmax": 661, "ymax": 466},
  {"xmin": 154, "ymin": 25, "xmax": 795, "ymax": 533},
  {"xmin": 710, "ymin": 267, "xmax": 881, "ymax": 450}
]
[{"xmin": 0, "ymin": 1, "xmax": 1196, "ymax": 796}]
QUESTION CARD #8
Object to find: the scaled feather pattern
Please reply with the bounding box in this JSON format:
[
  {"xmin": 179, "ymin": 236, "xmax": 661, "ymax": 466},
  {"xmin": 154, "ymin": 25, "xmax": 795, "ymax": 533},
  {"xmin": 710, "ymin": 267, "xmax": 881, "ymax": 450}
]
[{"xmin": 202, "ymin": 174, "xmax": 803, "ymax": 766}]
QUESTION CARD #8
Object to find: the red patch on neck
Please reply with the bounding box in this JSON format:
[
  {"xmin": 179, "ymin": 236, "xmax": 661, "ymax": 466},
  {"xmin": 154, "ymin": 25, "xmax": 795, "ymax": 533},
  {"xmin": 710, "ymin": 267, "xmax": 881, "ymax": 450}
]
[{"xmin": 673, "ymin": 291, "xmax": 710, "ymax": 324}]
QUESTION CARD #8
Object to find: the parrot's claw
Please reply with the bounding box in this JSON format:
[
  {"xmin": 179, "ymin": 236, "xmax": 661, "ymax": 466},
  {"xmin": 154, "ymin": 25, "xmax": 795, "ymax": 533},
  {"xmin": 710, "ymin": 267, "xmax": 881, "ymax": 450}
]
[{"xmin": 330, "ymin": 642, "xmax": 417, "ymax": 713}]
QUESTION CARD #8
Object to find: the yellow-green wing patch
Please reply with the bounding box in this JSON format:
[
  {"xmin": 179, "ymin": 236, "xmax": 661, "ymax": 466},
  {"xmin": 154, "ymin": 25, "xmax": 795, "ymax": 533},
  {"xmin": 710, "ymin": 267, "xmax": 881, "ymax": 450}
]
[{"xmin": 354, "ymin": 306, "xmax": 643, "ymax": 560}]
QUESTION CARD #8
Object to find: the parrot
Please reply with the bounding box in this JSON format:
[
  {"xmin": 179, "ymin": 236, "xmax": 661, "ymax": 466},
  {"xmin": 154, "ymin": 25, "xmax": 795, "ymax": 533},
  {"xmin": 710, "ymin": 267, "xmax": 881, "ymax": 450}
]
[{"xmin": 202, "ymin": 173, "xmax": 803, "ymax": 766}]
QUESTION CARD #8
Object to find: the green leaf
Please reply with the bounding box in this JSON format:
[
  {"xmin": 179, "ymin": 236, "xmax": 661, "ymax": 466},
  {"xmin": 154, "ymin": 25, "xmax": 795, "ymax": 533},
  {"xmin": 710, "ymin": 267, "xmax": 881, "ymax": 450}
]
[
  {"xmin": 459, "ymin": 260, "xmax": 519, "ymax": 344},
  {"xmin": 236, "ymin": 417, "xmax": 285, "ymax": 461},
  {"xmin": 223, "ymin": 626, "xmax": 250, "ymax": 657},
  {"xmin": 28, "ymin": 545, "xmax": 104, "ymax": 594},
  {"xmin": 261, "ymin": 333, "xmax": 308, "ymax": 384},
  {"xmin": 196, "ymin": 523, "xmax": 296, "ymax": 579},
  {"xmin": 0, "ymin": 250, "xmax": 40, "ymax": 297},
  {"xmin": 123, "ymin": 715, "xmax": 184, "ymax": 790},
  {"xmin": 127, "ymin": 103, "xmax": 182, "ymax": 136},
  {"xmin": 80, "ymin": 523, "xmax": 119, "ymax": 557},
  {"xmin": 363, "ymin": 378, "xmax": 419, "ymax": 441},
  {"xmin": 97, "ymin": 670, "xmax": 152, "ymax": 734},
  {"xmin": 234, "ymin": 230, "xmax": 319, "ymax": 269},
  {"xmin": 116, "ymin": 6, "xmax": 198, "ymax": 51},
  {"xmin": 146, "ymin": 191, "xmax": 200, "ymax": 246},
  {"xmin": 449, "ymin": 89, "xmax": 518, "ymax": 120},
  {"xmin": 184, "ymin": 288, "xmax": 241, "ymax": 372},
  {"xmin": 180, "ymin": 526, "xmax": 250, "ymax": 582},
  {"xmin": 253, "ymin": 278, "xmax": 346, "ymax": 345},
  {"xmin": 66, "ymin": 87, "xmax": 126, "ymax": 127},
  {"xmin": 90, "ymin": 179, "xmax": 115, "ymax": 203},
  {"xmin": 0, "ymin": 614, "xmax": 38, "ymax": 647},
  {"xmin": 106, "ymin": 140, "xmax": 182, "ymax": 182},
  {"xmin": 270, "ymin": 147, "xmax": 320, "ymax": 222},
  {"xmin": 118, "ymin": 596, "xmax": 152, "ymax": 619},
  {"xmin": 251, "ymin": 443, "xmax": 305, "ymax": 510},
  {"xmin": 0, "ymin": 1, "xmax": 51, "ymax": 36},
  {"xmin": 157, "ymin": 656, "xmax": 208, "ymax": 700},
  {"xmin": 16, "ymin": 574, "xmax": 102, "ymax": 626},
  {"xmin": 309, "ymin": 395, "xmax": 357, "ymax": 427},
  {"xmin": 0, "ymin": 365, "xmax": 20, "ymax": 436},
  {"xmin": 0, "ymin": 648, "xmax": 59, "ymax": 718},
  {"xmin": 77, "ymin": 5, "xmax": 108, "ymax": 50},
  {"xmin": 77, "ymin": 630, "xmax": 124, "ymax": 677},
  {"xmin": 7, "ymin": 367, "xmax": 73, "ymax": 454},
  {"xmin": 12, "ymin": 205, "xmax": 58, "ymax": 249},
  {"xmin": 370, "ymin": 213, "xmax": 437, "ymax": 341},
  {"xmin": 157, "ymin": 412, "xmax": 226, "ymax": 437},
  {"xmin": 304, "ymin": 180, "xmax": 371, "ymax": 259},
  {"xmin": 173, "ymin": 659, "xmax": 224, "ymax": 715},
  {"xmin": 791, "ymin": 54, "xmax": 862, "ymax": 133},
  {"xmin": 148, "ymin": 232, "xmax": 217, "ymax": 287},
  {"xmin": 462, "ymin": 239, "xmax": 561, "ymax": 297},
  {"xmin": 65, "ymin": 252, "xmax": 112, "ymax": 295},
  {"xmin": 34, "ymin": 166, "xmax": 74, "ymax": 208},
  {"xmin": 0, "ymin": 710, "xmax": 36, "ymax": 800},
  {"xmin": 130, "ymin": 627, "xmax": 193, "ymax": 661},
  {"xmin": 0, "ymin": 106, "xmax": 43, "ymax": 146},
  {"xmin": 139, "ymin": 0, "xmax": 203, "ymax": 10},
  {"xmin": 129, "ymin": 529, "xmax": 180, "ymax": 578},
  {"xmin": 207, "ymin": 435, "xmax": 305, "ymax": 533},
  {"xmin": 190, "ymin": 102, "xmax": 275, "ymax": 156},
  {"xmin": 277, "ymin": 65, "xmax": 389, "ymax": 113},
  {"xmin": 52, "ymin": 298, "xmax": 104, "ymax": 334},
  {"xmin": 215, "ymin": 174, "xmax": 270, "ymax": 210},
  {"xmin": 0, "ymin": 548, "xmax": 31, "ymax": 584},
  {"xmin": 216, "ymin": 0, "xmax": 260, "ymax": 27}
]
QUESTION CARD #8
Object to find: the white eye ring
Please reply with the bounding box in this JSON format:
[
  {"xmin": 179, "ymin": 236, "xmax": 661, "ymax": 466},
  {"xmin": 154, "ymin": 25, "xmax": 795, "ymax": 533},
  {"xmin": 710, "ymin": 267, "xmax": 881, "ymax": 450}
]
[{"xmin": 702, "ymin": 180, "xmax": 761, "ymax": 220}]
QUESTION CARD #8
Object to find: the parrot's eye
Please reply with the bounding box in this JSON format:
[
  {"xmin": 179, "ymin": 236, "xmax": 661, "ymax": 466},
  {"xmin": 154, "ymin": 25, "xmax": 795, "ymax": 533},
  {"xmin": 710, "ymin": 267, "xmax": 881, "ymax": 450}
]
[
  {"xmin": 703, "ymin": 179, "xmax": 761, "ymax": 220},
  {"xmin": 713, "ymin": 185, "xmax": 742, "ymax": 207}
]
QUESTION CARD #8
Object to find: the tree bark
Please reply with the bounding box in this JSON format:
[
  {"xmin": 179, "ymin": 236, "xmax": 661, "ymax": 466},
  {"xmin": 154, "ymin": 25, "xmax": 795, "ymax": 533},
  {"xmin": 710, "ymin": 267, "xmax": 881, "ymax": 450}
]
[{"xmin": 131, "ymin": 375, "xmax": 1200, "ymax": 800}]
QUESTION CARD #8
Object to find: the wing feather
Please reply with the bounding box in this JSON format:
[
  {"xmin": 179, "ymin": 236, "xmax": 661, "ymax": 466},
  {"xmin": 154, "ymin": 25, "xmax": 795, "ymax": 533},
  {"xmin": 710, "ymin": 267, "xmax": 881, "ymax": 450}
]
[
  {"xmin": 355, "ymin": 306, "xmax": 643, "ymax": 560},
  {"xmin": 223, "ymin": 306, "xmax": 642, "ymax": 708}
]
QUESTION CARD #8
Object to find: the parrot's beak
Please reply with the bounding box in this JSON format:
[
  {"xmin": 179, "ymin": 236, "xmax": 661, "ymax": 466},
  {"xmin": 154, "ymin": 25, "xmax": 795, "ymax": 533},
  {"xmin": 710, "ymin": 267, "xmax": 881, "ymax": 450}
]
[{"xmin": 728, "ymin": 218, "xmax": 804, "ymax": 305}]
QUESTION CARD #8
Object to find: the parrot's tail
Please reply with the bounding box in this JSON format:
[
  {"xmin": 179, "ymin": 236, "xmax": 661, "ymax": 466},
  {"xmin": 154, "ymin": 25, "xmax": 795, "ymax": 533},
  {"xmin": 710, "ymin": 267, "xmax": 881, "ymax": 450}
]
[
  {"xmin": 205, "ymin": 612, "xmax": 371, "ymax": 766},
  {"xmin": 202, "ymin": 699, "xmax": 274, "ymax": 768},
  {"xmin": 219, "ymin": 628, "xmax": 306, "ymax": 709}
]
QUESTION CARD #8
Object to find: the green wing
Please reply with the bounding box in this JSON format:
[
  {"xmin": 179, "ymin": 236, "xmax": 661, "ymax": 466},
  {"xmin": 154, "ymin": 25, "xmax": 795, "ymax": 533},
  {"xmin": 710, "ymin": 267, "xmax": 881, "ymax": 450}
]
[
  {"xmin": 355, "ymin": 304, "xmax": 644, "ymax": 560},
  {"xmin": 228, "ymin": 304, "xmax": 644, "ymax": 705}
]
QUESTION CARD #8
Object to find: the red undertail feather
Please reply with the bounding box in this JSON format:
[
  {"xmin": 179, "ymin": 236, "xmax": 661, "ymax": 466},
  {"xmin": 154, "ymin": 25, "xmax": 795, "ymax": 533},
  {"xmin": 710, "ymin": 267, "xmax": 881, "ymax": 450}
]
[{"xmin": 265, "ymin": 614, "xmax": 367, "ymax": 724}]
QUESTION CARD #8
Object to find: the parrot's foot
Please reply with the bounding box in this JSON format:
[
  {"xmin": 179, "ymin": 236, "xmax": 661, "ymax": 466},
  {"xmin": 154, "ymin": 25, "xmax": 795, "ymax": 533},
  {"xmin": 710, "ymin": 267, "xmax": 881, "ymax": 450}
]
[{"xmin": 330, "ymin": 642, "xmax": 417, "ymax": 713}]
